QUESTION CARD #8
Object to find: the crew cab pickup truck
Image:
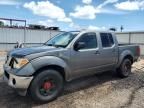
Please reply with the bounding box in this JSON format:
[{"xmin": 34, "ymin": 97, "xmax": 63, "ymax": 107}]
[{"xmin": 3, "ymin": 30, "xmax": 140, "ymax": 102}]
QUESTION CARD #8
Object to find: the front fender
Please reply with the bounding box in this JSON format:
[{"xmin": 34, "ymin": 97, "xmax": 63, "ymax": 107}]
[
  {"xmin": 117, "ymin": 50, "xmax": 134, "ymax": 68},
  {"xmin": 30, "ymin": 56, "xmax": 71, "ymax": 81}
]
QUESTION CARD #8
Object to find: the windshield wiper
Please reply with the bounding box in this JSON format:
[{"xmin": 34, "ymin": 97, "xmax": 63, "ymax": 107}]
[
  {"xmin": 54, "ymin": 45, "xmax": 65, "ymax": 48},
  {"xmin": 44, "ymin": 44, "xmax": 60, "ymax": 48},
  {"xmin": 46, "ymin": 44, "xmax": 53, "ymax": 46},
  {"xmin": 44, "ymin": 43, "xmax": 54, "ymax": 46},
  {"xmin": 44, "ymin": 43, "xmax": 65, "ymax": 48}
]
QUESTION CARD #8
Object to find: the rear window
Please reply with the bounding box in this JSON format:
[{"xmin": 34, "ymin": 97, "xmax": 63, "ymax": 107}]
[{"xmin": 100, "ymin": 33, "xmax": 114, "ymax": 48}]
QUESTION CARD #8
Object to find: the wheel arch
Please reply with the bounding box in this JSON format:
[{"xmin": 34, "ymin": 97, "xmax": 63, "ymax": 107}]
[
  {"xmin": 33, "ymin": 65, "xmax": 66, "ymax": 81},
  {"xmin": 117, "ymin": 50, "xmax": 134, "ymax": 68},
  {"xmin": 30, "ymin": 56, "xmax": 71, "ymax": 81},
  {"xmin": 123, "ymin": 55, "xmax": 133, "ymax": 64}
]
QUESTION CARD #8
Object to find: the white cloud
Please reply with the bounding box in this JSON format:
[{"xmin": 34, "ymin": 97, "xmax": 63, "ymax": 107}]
[
  {"xmin": 69, "ymin": 3, "xmax": 124, "ymax": 20},
  {"xmin": 57, "ymin": 17, "xmax": 72, "ymax": 23},
  {"xmin": 69, "ymin": 22, "xmax": 81, "ymax": 29},
  {"xmin": 114, "ymin": 0, "xmax": 144, "ymax": 11},
  {"xmin": 101, "ymin": 9, "xmax": 126, "ymax": 14},
  {"xmin": 38, "ymin": 19, "xmax": 55, "ymax": 26},
  {"xmin": 70, "ymin": 0, "xmax": 124, "ymax": 20},
  {"xmin": 0, "ymin": 0, "xmax": 20, "ymax": 5},
  {"xmin": 88, "ymin": 25, "xmax": 106, "ymax": 30},
  {"xmin": 24, "ymin": 1, "xmax": 72, "ymax": 23},
  {"xmin": 68, "ymin": 23, "xmax": 107, "ymax": 31},
  {"xmin": 97, "ymin": 0, "xmax": 118, "ymax": 9},
  {"xmin": 82, "ymin": 0, "xmax": 92, "ymax": 5},
  {"xmin": 70, "ymin": 5, "xmax": 100, "ymax": 19}
]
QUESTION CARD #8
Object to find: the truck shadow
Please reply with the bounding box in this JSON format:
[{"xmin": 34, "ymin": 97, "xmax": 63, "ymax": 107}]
[
  {"xmin": 63, "ymin": 71, "xmax": 119, "ymax": 95},
  {"xmin": 0, "ymin": 71, "xmax": 120, "ymax": 108}
]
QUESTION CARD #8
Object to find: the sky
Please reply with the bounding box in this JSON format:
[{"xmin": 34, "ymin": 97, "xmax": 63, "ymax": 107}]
[{"xmin": 0, "ymin": 0, "xmax": 144, "ymax": 31}]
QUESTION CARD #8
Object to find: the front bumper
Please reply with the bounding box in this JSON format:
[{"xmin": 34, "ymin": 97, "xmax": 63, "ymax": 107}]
[{"xmin": 3, "ymin": 64, "xmax": 33, "ymax": 96}]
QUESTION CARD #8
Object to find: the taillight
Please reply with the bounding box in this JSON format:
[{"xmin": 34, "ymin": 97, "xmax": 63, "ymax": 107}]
[{"xmin": 137, "ymin": 46, "xmax": 140, "ymax": 56}]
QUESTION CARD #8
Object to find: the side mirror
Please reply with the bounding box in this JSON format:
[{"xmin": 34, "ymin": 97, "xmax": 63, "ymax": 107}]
[{"xmin": 74, "ymin": 42, "xmax": 86, "ymax": 51}]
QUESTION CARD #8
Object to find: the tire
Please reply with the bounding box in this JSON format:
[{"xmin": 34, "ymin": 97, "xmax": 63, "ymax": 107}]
[
  {"xmin": 29, "ymin": 69, "xmax": 64, "ymax": 102},
  {"xmin": 117, "ymin": 59, "xmax": 132, "ymax": 78}
]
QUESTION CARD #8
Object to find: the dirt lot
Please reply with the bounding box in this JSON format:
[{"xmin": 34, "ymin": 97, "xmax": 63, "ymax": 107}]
[{"xmin": 0, "ymin": 53, "xmax": 144, "ymax": 108}]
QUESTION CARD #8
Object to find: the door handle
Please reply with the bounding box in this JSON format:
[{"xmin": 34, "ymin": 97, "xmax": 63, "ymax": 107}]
[{"xmin": 95, "ymin": 51, "xmax": 100, "ymax": 55}]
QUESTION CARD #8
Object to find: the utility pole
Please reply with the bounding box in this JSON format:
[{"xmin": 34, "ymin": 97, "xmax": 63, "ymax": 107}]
[
  {"xmin": 120, "ymin": 25, "xmax": 124, "ymax": 32},
  {"xmin": 10, "ymin": 19, "xmax": 12, "ymax": 27}
]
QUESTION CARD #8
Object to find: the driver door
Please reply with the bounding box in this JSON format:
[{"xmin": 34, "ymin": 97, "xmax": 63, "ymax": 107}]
[{"xmin": 70, "ymin": 32, "xmax": 101, "ymax": 78}]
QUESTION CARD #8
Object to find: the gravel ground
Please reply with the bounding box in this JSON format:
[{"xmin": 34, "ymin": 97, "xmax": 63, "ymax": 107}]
[{"xmin": 0, "ymin": 54, "xmax": 144, "ymax": 108}]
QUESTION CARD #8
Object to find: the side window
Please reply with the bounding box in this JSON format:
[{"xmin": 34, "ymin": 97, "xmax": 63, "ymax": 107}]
[
  {"xmin": 100, "ymin": 33, "xmax": 114, "ymax": 48},
  {"xmin": 77, "ymin": 33, "xmax": 97, "ymax": 49},
  {"xmin": 108, "ymin": 33, "xmax": 114, "ymax": 45}
]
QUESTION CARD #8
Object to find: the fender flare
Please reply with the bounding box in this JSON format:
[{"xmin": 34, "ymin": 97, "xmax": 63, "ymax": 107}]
[
  {"xmin": 31, "ymin": 56, "xmax": 71, "ymax": 81},
  {"xmin": 117, "ymin": 50, "xmax": 134, "ymax": 68}
]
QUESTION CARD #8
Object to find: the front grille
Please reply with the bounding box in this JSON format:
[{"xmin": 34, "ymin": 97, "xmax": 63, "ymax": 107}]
[{"xmin": 4, "ymin": 71, "xmax": 9, "ymax": 79}]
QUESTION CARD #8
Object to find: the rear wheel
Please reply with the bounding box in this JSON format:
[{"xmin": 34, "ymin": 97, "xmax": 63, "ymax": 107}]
[
  {"xmin": 117, "ymin": 59, "xmax": 132, "ymax": 78},
  {"xmin": 29, "ymin": 69, "xmax": 64, "ymax": 102}
]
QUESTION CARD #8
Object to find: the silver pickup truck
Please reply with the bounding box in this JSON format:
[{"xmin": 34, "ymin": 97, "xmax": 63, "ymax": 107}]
[{"xmin": 3, "ymin": 30, "xmax": 140, "ymax": 102}]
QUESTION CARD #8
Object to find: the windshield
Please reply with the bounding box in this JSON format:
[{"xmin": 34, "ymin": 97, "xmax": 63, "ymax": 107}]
[{"xmin": 44, "ymin": 32, "xmax": 78, "ymax": 48}]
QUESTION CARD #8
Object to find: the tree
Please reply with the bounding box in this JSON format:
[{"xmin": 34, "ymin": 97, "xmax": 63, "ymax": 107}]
[{"xmin": 0, "ymin": 21, "xmax": 4, "ymax": 26}]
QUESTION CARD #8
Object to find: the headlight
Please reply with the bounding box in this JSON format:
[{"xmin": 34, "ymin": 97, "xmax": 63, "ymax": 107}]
[{"xmin": 14, "ymin": 58, "xmax": 29, "ymax": 69}]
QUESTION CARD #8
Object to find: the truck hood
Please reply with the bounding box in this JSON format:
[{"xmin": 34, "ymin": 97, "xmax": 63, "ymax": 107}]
[{"xmin": 9, "ymin": 45, "xmax": 61, "ymax": 58}]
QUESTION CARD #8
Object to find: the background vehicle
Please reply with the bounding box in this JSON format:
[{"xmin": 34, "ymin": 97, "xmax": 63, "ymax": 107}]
[{"xmin": 3, "ymin": 30, "xmax": 140, "ymax": 102}]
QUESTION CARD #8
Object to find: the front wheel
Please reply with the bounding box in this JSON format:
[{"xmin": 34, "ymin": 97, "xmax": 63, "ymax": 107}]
[
  {"xmin": 117, "ymin": 59, "xmax": 132, "ymax": 78},
  {"xmin": 29, "ymin": 69, "xmax": 64, "ymax": 102}
]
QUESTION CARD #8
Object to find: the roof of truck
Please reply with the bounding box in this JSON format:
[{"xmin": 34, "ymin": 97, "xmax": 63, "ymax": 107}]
[{"xmin": 70, "ymin": 30, "xmax": 114, "ymax": 34}]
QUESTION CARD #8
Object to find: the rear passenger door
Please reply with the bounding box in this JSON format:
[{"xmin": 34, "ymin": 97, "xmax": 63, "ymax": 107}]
[{"xmin": 99, "ymin": 33, "xmax": 117, "ymax": 69}]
